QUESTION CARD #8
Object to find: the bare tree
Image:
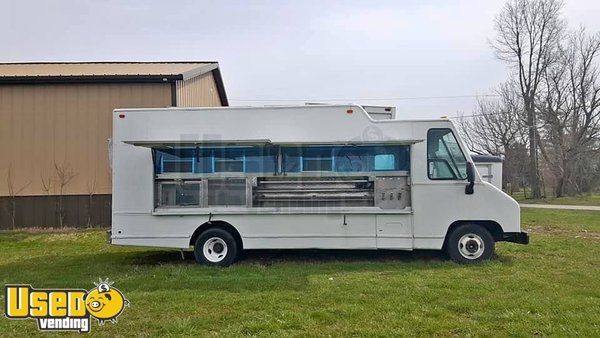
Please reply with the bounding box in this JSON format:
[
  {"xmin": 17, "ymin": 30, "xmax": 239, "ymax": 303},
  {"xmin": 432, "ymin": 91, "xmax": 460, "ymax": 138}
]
[
  {"xmin": 459, "ymin": 82, "xmax": 529, "ymax": 192},
  {"xmin": 85, "ymin": 172, "xmax": 98, "ymax": 228},
  {"xmin": 40, "ymin": 171, "xmax": 54, "ymax": 195},
  {"xmin": 40, "ymin": 170, "xmax": 57, "ymax": 227},
  {"xmin": 54, "ymin": 162, "xmax": 77, "ymax": 227},
  {"xmin": 492, "ymin": 0, "xmax": 566, "ymax": 198},
  {"xmin": 459, "ymin": 82, "xmax": 526, "ymax": 155},
  {"xmin": 5, "ymin": 165, "xmax": 31, "ymax": 229},
  {"xmin": 538, "ymin": 28, "xmax": 600, "ymax": 196}
]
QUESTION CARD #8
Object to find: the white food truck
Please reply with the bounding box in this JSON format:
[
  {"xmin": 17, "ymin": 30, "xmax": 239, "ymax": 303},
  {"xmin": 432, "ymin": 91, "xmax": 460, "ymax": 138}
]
[{"xmin": 110, "ymin": 104, "xmax": 528, "ymax": 266}]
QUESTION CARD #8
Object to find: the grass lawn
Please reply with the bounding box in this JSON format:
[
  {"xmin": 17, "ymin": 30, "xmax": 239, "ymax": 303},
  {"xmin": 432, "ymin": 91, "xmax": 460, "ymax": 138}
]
[
  {"xmin": 511, "ymin": 191, "xmax": 600, "ymax": 206},
  {"xmin": 1, "ymin": 209, "xmax": 599, "ymax": 336}
]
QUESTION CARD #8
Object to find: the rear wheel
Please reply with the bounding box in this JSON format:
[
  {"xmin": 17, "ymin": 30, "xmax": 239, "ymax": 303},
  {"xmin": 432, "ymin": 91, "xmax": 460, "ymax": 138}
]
[
  {"xmin": 194, "ymin": 228, "xmax": 238, "ymax": 266},
  {"xmin": 446, "ymin": 224, "xmax": 494, "ymax": 264}
]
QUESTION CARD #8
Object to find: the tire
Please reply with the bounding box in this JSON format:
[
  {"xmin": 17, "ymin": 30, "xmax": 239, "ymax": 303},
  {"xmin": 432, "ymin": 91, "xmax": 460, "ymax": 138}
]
[
  {"xmin": 194, "ymin": 228, "xmax": 238, "ymax": 267},
  {"xmin": 446, "ymin": 224, "xmax": 494, "ymax": 264}
]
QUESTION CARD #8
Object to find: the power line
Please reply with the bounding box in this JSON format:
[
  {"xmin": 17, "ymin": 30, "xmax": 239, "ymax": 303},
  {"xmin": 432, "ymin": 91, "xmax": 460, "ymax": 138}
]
[
  {"xmin": 229, "ymin": 94, "xmax": 500, "ymax": 102},
  {"xmin": 450, "ymin": 111, "xmax": 531, "ymax": 119},
  {"xmin": 448, "ymin": 113, "xmax": 501, "ymax": 119},
  {"xmin": 451, "ymin": 115, "xmax": 544, "ymax": 139}
]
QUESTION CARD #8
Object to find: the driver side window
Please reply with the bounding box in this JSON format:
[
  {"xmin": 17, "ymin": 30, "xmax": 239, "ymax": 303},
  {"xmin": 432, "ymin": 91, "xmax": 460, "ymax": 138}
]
[{"xmin": 427, "ymin": 128, "xmax": 467, "ymax": 180}]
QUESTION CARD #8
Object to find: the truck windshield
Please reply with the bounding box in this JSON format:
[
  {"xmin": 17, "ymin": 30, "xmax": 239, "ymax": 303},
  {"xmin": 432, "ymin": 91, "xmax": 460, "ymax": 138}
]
[{"xmin": 427, "ymin": 129, "xmax": 467, "ymax": 180}]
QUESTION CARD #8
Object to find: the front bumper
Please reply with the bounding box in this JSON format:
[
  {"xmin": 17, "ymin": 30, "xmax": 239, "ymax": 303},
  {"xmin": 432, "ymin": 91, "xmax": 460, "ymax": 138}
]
[{"xmin": 501, "ymin": 232, "xmax": 529, "ymax": 244}]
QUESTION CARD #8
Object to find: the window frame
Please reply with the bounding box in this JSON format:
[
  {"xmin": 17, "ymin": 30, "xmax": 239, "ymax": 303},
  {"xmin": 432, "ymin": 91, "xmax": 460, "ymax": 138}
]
[
  {"xmin": 156, "ymin": 180, "xmax": 203, "ymax": 208},
  {"xmin": 161, "ymin": 158, "xmax": 195, "ymax": 173},
  {"xmin": 157, "ymin": 149, "xmax": 196, "ymax": 173},
  {"xmin": 207, "ymin": 178, "xmax": 247, "ymax": 206},
  {"xmin": 212, "ymin": 149, "xmax": 245, "ymax": 173},
  {"xmin": 301, "ymin": 156, "xmax": 334, "ymax": 172},
  {"xmin": 300, "ymin": 147, "xmax": 333, "ymax": 172},
  {"xmin": 427, "ymin": 128, "xmax": 468, "ymax": 181}
]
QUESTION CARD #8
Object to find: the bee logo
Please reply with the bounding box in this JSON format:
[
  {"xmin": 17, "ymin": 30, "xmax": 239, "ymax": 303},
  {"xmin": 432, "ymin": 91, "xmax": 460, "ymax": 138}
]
[
  {"xmin": 85, "ymin": 279, "xmax": 129, "ymax": 325},
  {"xmin": 5, "ymin": 278, "xmax": 129, "ymax": 333}
]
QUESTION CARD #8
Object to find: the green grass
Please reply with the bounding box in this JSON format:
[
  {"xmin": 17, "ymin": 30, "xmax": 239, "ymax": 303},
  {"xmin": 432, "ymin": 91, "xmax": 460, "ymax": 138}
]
[
  {"xmin": 1, "ymin": 209, "xmax": 599, "ymax": 336},
  {"xmin": 511, "ymin": 191, "xmax": 600, "ymax": 206}
]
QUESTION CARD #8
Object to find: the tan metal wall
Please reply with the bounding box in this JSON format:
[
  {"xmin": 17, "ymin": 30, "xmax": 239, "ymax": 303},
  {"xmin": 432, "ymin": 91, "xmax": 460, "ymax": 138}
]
[
  {"xmin": 0, "ymin": 83, "xmax": 172, "ymax": 196},
  {"xmin": 176, "ymin": 72, "xmax": 222, "ymax": 107}
]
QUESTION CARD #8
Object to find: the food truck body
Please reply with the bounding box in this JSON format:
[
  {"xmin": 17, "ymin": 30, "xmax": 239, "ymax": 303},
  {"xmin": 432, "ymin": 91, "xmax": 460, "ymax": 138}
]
[{"xmin": 111, "ymin": 105, "xmax": 528, "ymax": 265}]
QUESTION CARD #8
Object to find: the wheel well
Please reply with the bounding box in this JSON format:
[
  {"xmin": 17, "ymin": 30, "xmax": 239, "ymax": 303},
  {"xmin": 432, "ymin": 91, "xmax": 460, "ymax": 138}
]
[
  {"xmin": 189, "ymin": 221, "xmax": 243, "ymax": 250},
  {"xmin": 444, "ymin": 220, "xmax": 504, "ymax": 244}
]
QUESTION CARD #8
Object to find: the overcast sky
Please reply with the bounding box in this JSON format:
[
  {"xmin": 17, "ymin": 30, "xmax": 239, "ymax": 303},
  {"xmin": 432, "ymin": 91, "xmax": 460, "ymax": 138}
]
[{"xmin": 2, "ymin": 0, "xmax": 599, "ymax": 119}]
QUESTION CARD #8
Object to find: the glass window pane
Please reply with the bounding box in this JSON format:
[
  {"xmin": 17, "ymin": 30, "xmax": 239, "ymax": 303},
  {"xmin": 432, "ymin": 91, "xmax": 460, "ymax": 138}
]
[
  {"xmin": 245, "ymin": 147, "xmax": 277, "ymax": 173},
  {"xmin": 213, "ymin": 148, "xmax": 244, "ymax": 172},
  {"xmin": 177, "ymin": 183, "xmax": 201, "ymax": 205},
  {"xmin": 443, "ymin": 133, "xmax": 467, "ymax": 178},
  {"xmin": 158, "ymin": 182, "xmax": 200, "ymax": 207},
  {"xmin": 215, "ymin": 161, "xmax": 243, "ymax": 172},
  {"xmin": 282, "ymin": 147, "xmax": 301, "ymax": 172},
  {"xmin": 303, "ymin": 159, "xmax": 332, "ymax": 171},
  {"xmin": 303, "ymin": 147, "xmax": 331, "ymax": 158},
  {"xmin": 154, "ymin": 145, "xmax": 410, "ymax": 175},
  {"xmin": 154, "ymin": 148, "xmax": 195, "ymax": 174},
  {"xmin": 374, "ymin": 154, "xmax": 395, "ymax": 170},
  {"xmin": 159, "ymin": 183, "xmax": 178, "ymax": 206},
  {"xmin": 214, "ymin": 154, "xmax": 243, "ymax": 161},
  {"xmin": 208, "ymin": 178, "xmax": 246, "ymax": 206},
  {"xmin": 427, "ymin": 129, "xmax": 467, "ymax": 180},
  {"xmin": 301, "ymin": 147, "xmax": 332, "ymax": 172},
  {"xmin": 196, "ymin": 149, "xmax": 213, "ymax": 173},
  {"xmin": 162, "ymin": 161, "xmax": 193, "ymax": 173},
  {"xmin": 281, "ymin": 145, "xmax": 410, "ymax": 173},
  {"xmin": 333, "ymin": 146, "xmax": 371, "ymax": 172},
  {"xmin": 333, "ymin": 145, "xmax": 409, "ymax": 172}
]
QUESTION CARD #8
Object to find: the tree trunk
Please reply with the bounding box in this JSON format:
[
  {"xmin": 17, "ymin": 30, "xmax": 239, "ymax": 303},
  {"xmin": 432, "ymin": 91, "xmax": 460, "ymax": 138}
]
[
  {"xmin": 87, "ymin": 194, "xmax": 93, "ymax": 228},
  {"xmin": 555, "ymin": 157, "xmax": 571, "ymax": 198},
  {"xmin": 11, "ymin": 197, "xmax": 16, "ymax": 230},
  {"xmin": 58, "ymin": 195, "xmax": 64, "ymax": 227},
  {"xmin": 526, "ymin": 102, "xmax": 542, "ymax": 198}
]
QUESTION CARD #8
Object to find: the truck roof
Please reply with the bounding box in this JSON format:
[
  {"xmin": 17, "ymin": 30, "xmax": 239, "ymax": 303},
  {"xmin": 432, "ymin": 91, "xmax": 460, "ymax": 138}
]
[{"xmin": 114, "ymin": 104, "xmax": 451, "ymax": 123}]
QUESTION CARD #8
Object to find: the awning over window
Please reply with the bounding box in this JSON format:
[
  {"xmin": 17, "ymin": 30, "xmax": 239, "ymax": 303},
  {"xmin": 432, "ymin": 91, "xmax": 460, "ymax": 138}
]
[
  {"xmin": 124, "ymin": 139, "xmax": 423, "ymax": 148},
  {"xmin": 123, "ymin": 139, "xmax": 273, "ymax": 148}
]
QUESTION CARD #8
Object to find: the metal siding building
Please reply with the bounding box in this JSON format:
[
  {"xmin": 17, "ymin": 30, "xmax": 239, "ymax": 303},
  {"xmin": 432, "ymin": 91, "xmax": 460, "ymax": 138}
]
[{"xmin": 0, "ymin": 62, "xmax": 228, "ymax": 228}]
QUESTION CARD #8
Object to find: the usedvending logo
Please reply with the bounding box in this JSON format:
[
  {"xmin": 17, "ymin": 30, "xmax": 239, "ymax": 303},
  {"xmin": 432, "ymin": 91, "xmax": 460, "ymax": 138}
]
[{"xmin": 4, "ymin": 279, "xmax": 129, "ymax": 333}]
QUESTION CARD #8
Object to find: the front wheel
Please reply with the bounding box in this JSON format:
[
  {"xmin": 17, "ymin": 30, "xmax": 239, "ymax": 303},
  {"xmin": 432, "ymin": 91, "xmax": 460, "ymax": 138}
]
[
  {"xmin": 194, "ymin": 228, "xmax": 238, "ymax": 266},
  {"xmin": 446, "ymin": 224, "xmax": 494, "ymax": 264}
]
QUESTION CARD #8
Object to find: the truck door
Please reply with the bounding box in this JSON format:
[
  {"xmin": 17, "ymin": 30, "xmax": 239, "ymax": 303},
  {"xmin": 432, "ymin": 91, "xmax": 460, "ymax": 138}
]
[{"xmin": 411, "ymin": 128, "xmax": 471, "ymax": 249}]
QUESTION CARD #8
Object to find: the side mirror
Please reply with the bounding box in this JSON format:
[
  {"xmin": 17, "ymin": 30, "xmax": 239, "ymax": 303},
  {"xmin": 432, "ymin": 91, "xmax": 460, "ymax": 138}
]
[{"xmin": 465, "ymin": 162, "xmax": 475, "ymax": 195}]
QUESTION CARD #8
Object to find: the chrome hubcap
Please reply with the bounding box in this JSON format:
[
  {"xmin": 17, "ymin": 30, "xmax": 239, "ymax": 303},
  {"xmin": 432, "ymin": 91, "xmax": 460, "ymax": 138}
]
[{"xmin": 458, "ymin": 234, "xmax": 485, "ymax": 260}]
